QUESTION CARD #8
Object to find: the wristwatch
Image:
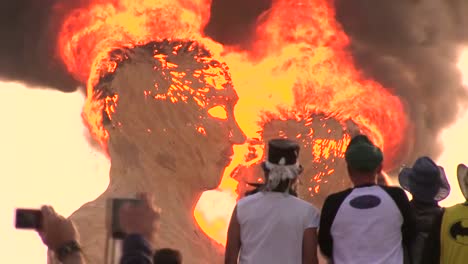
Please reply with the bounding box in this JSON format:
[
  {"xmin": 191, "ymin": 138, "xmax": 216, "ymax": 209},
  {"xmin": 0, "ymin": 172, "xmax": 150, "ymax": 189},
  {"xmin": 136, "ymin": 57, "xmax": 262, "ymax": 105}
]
[{"xmin": 55, "ymin": 240, "xmax": 81, "ymax": 262}]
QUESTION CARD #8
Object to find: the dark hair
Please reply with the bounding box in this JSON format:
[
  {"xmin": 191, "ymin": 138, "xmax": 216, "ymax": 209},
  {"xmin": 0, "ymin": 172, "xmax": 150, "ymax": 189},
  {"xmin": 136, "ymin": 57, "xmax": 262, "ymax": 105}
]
[
  {"xmin": 348, "ymin": 134, "xmax": 373, "ymax": 147},
  {"xmin": 154, "ymin": 248, "xmax": 182, "ymax": 264}
]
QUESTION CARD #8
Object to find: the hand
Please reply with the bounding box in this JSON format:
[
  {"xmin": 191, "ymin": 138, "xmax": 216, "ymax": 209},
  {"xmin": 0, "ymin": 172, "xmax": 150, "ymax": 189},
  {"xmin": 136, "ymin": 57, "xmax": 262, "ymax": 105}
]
[
  {"xmin": 119, "ymin": 193, "xmax": 161, "ymax": 244},
  {"xmin": 37, "ymin": 206, "xmax": 78, "ymax": 250}
]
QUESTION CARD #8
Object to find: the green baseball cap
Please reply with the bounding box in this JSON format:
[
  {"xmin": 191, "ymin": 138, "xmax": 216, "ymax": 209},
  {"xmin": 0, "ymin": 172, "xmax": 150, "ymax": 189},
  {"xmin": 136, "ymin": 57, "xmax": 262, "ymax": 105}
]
[{"xmin": 345, "ymin": 135, "xmax": 383, "ymax": 172}]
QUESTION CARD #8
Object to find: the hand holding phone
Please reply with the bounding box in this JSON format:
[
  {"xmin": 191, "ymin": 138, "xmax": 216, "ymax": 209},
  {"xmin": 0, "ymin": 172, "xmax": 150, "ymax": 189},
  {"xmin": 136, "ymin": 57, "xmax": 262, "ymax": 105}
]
[
  {"xmin": 15, "ymin": 209, "xmax": 42, "ymax": 230},
  {"xmin": 108, "ymin": 198, "xmax": 142, "ymax": 239},
  {"xmin": 109, "ymin": 193, "xmax": 160, "ymax": 243}
]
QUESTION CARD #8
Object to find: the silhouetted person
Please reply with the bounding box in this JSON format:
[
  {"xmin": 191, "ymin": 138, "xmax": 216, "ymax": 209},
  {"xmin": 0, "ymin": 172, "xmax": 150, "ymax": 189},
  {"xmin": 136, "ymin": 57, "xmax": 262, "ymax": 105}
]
[{"xmin": 398, "ymin": 156, "xmax": 450, "ymax": 264}]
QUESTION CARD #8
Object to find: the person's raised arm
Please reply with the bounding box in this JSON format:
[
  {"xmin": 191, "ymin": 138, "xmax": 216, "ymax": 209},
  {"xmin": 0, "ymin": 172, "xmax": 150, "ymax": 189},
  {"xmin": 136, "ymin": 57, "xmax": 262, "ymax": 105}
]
[
  {"xmin": 225, "ymin": 206, "xmax": 241, "ymax": 264},
  {"xmin": 302, "ymin": 227, "xmax": 319, "ymax": 264},
  {"xmin": 38, "ymin": 206, "xmax": 86, "ymax": 264}
]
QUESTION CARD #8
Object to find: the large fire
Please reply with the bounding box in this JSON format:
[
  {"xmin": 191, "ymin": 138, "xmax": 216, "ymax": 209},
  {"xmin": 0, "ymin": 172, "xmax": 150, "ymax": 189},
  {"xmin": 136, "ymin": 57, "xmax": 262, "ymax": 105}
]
[{"xmin": 56, "ymin": 0, "xmax": 409, "ymax": 247}]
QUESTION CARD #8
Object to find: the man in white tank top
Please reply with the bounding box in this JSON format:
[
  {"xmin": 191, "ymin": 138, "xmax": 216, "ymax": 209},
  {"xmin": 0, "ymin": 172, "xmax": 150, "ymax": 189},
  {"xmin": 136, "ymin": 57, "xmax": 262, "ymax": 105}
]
[{"xmin": 225, "ymin": 138, "xmax": 320, "ymax": 264}]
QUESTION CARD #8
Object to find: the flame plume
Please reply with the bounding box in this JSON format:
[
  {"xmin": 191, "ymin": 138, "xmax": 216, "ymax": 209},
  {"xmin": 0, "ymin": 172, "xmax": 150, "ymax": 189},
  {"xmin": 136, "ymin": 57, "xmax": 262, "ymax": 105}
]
[
  {"xmin": 223, "ymin": 0, "xmax": 408, "ymax": 169},
  {"xmin": 57, "ymin": 0, "xmax": 409, "ymax": 247},
  {"xmin": 233, "ymin": 113, "xmax": 353, "ymax": 206}
]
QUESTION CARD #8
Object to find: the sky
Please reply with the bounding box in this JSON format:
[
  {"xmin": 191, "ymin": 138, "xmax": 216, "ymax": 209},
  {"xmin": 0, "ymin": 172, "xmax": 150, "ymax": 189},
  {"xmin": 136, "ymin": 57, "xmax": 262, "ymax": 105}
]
[
  {"xmin": 0, "ymin": 48, "xmax": 467, "ymax": 263},
  {"xmin": 0, "ymin": 84, "xmax": 109, "ymax": 263},
  {"xmin": 438, "ymin": 48, "xmax": 468, "ymax": 206}
]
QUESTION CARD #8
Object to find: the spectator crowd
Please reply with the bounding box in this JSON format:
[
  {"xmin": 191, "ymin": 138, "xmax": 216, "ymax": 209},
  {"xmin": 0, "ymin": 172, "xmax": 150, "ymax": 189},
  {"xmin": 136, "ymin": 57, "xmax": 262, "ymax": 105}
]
[{"xmin": 23, "ymin": 135, "xmax": 468, "ymax": 263}]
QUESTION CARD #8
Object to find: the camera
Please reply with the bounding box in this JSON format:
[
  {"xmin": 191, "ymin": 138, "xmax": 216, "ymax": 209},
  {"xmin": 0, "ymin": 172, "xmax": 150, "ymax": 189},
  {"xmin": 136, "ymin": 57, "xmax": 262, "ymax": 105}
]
[
  {"xmin": 107, "ymin": 198, "xmax": 141, "ymax": 239},
  {"xmin": 15, "ymin": 209, "xmax": 42, "ymax": 229}
]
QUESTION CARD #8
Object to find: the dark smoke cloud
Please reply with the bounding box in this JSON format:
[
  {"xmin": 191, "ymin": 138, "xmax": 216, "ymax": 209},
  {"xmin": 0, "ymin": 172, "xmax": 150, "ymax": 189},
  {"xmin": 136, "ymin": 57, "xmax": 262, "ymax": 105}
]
[
  {"xmin": 0, "ymin": 0, "xmax": 268, "ymax": 90},
  {"xmin": 0, "ymin": 0, "xmax": 78, "ymax": 91},
  {"xmin": 206, "ymin": 0, "xmax": 468, "ymax": 162},
  {"xmin": 334, "ymin": 0, "xmax": 468, "ymax": 162},
  {"xmin": 204, "ymin": 0, "xmax": 272, "ymax": 48}
]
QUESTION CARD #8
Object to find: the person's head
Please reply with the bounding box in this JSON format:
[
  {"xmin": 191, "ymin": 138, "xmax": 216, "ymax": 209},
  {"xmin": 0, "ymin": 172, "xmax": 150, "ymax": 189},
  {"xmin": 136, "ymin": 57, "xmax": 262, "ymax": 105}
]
[
  {"xmin": 457, "ymin": 163, "xmax": 468, "ymax": 202},
  {"xmin": 398, "ymin": 156, "xmax": 450, "ymax": 203},
  {"xmin": 154, "ymin": 248, "xmax": 182, "ymax": 264},
  {"xmin": 234, "ymin": 115, "xmax": 354, "ymax": 203},
  {"xmin": 261, "ymin": 138, "xmax": 303, "ymax": 193},
  {"xmin": 95, "ymin": 41, "xmax": 245, "ymax": 190},
  {"xmin": 344, "ymin": 135, "xmax": 383, "ymax": 185}
]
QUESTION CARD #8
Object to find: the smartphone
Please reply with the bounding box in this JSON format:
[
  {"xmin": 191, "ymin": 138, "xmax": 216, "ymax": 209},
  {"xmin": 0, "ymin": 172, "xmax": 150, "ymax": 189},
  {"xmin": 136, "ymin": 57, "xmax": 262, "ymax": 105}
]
[
  {"xmin": 15, "ymin": 209, "xmax": 42, "ymax": 230},
  {"xmin": 107, "ymin": 198, "xmax": 141, "ymax": 239}
]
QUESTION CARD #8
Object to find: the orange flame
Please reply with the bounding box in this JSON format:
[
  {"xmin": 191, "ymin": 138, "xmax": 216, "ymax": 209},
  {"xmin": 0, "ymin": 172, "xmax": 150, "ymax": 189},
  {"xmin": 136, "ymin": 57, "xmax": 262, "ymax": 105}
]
[
  {"xmin": 56, "ymin": 0, "xmax": 408, "ymax": 247},
  {"xmin": 57, "ymin": 0, "xmax": 223, "ymax": 150}
]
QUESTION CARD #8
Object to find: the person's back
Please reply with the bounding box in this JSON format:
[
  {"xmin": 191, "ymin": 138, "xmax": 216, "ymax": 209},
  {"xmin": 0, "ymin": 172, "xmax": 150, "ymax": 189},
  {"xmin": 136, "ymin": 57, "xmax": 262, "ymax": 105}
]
[
  {"xmin": 236, "ymin": 191, "xmax": 319, "ymax": 264},
  {"xmin": 439, "ymin": 164, "xmax": 468, "ymax": 264},
  {"xmin": 225, "ymin": 138, "xmax": 319, "ymax": 264},
  {"xmin": 319, "ymin": 135, "xmax": 414, "ymax": 264},
  {"xmin": 409, "ymin": 200, "xmax": 444, "ymax": 264},
  {"xmin": 440, "ymin": 203, "xmax": 468, "ymax": 263},
  {"xmin": 410, "ymin": 200, "xmax": 443, "ymax": 234},
  {"xmin": 398, "ymin": 156, "xmax": 450, "ymax": 264},
  {"xmin": 321, "ymin": 185, "xmax": 410, "ymax": 264}
]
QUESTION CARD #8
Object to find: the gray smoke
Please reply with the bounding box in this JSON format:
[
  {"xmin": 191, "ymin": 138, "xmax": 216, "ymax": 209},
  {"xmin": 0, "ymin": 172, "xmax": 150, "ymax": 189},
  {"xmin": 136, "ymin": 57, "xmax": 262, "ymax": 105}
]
[
  {"xmin": 0, "ymin": 0, "xmax": 81, "ymax": 91},
  {"xmin": 333, "ymin": 0, "xmax": 468, "ymax": 162},
  {"xmin": 0, "ymin": 0, "xmax": 267, "ymax": 90},
  {"xmin": 204, "ymin": 0, "xmax": 272, "ymax": 48}
]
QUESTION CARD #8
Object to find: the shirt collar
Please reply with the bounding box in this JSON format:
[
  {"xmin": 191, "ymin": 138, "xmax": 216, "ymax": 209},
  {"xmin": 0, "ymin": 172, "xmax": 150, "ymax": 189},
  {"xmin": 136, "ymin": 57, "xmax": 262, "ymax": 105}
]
[{"xmin": 354, "ymin": 183, "xmax": 377, "ymax": 188}]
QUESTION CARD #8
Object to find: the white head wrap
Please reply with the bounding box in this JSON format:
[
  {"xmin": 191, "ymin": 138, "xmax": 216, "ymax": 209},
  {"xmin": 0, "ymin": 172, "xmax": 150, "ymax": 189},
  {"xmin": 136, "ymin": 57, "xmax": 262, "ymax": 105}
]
[{"xmin": 264, "ymin": 157, "xmax": 302, "ymax": 191}]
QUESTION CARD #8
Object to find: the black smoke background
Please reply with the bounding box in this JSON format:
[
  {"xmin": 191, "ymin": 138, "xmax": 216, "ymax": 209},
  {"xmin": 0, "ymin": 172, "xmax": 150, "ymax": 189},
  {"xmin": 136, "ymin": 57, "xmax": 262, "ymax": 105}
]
[
  {"xmin": 333, "ymin": 0, "xmax": 468, "ymax": 161},
  {"xmin": 2, "ymin": 0, "xmax": 468, "ymax": 162},
  {"xmin": 0, "ymin": 0, "xmax": 80, "ymax": 91}
]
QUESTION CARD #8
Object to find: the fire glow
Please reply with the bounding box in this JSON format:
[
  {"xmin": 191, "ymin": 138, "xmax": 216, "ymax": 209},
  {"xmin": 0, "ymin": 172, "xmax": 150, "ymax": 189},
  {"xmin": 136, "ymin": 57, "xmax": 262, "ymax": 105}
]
[{"xmin": 56, "ymin": 0, "xmax": 408, "ymax": 246}]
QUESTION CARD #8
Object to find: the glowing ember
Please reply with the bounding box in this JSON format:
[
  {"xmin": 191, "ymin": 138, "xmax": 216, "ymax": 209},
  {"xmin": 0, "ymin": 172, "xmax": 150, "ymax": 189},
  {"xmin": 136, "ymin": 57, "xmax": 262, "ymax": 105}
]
[
  {"xmin": 233, "ymin": 112, "xmax": 353, "ymax": 207},
  {"xmin": 56, "ymin": 0, "xmax": 409, "ymax": 248}
]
